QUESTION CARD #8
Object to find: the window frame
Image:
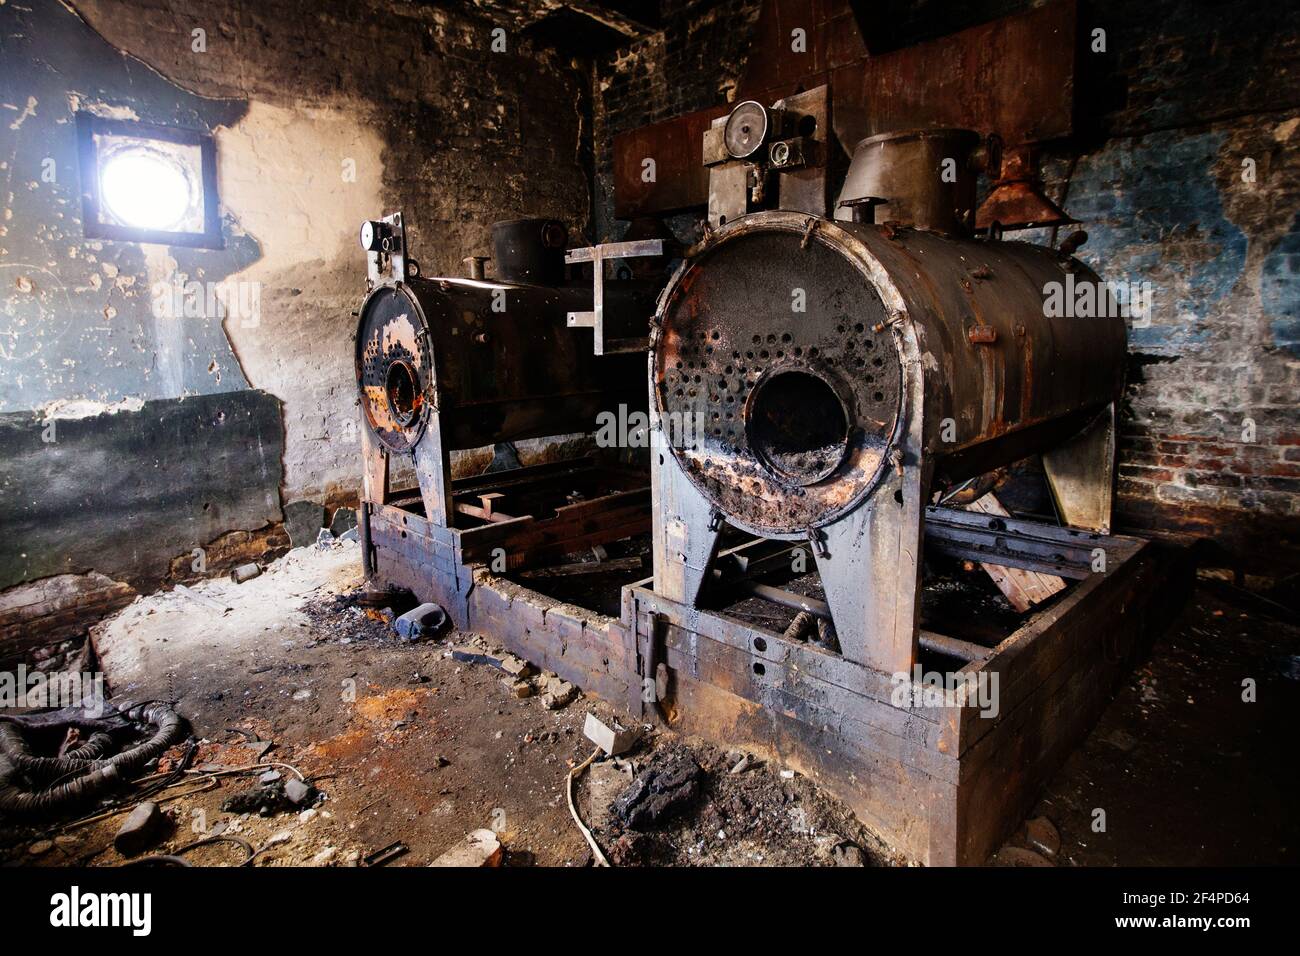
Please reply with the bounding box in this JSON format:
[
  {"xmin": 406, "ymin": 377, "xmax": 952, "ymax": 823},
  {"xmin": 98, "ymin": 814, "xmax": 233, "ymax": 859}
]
[{"xmin": 76, "ymin": 113, "xmax": 223, "ymax": 249}]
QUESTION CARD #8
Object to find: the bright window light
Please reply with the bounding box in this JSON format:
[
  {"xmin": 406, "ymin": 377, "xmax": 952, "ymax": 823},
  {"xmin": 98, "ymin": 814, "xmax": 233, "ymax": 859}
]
[
  {"xmin": 99, "ymin": 146, "xmax": 195, "ymax": 231},
  {"xmin": 77, "ymin": 113, "xmax": 222, "ymax": 249}
]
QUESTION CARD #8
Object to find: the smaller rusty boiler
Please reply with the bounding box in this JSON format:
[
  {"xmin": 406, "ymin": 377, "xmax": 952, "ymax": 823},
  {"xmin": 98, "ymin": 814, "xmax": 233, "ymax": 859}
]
[
  {"xmin": 648, "ymin": 118, "xmax": 1126, "ymax": 677},
  {"xmin": 353, "ymin": 212, "xmax": 666, "ymax": 619}
]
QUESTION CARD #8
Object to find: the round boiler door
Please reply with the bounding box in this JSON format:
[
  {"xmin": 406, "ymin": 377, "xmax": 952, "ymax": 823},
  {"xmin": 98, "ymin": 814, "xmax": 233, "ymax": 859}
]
[{"xmin": 653, "ymin": 221, "xmax": 902, "ymax": 536}]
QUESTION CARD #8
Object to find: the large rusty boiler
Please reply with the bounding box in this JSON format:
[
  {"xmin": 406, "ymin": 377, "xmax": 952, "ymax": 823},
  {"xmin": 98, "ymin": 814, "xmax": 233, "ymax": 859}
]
[
  {"xmin": 615, "ymin": 108, "xmax": 1179, "ymax": 866},
  {"xmin": 353, "ymin": 213, "xmax": 666, "ymax": 623},
  {"xmin": 649, "ymin": 124, "xmax": 1127, "ymax": 677}
]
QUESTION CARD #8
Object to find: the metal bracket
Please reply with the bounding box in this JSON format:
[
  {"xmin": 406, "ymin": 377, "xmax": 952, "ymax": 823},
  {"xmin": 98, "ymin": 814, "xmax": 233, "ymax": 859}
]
[
  {"xmin": 565, "ymin": 239, "xmax": 663, "ymax": 355},
  {"xmin": 362, "ymin": 212, "xmax": 408, "ymax": 285}
]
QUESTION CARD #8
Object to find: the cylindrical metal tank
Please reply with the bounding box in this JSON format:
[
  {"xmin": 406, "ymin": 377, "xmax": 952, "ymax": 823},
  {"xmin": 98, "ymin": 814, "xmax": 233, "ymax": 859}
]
[
  {"xmin": 651, "ymin": 210, "xmax": 1126, "ymax": 537},
  {"xmin": 356, "ymin": 275, "xmax": 655, "ymax": 454},
  {"xmin": 836, "ymin": 128, "xmax": 983, "ymax": 234},
  {"xmin": 491, "ymin": 218, "xmax": 569, "ymax": 285}
]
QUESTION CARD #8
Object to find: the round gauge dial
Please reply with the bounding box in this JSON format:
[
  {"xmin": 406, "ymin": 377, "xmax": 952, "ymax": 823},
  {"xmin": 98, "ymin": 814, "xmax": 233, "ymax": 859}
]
[{"xmin": 724, "ymin": 101, "xmax": 770, "ymax": 160}]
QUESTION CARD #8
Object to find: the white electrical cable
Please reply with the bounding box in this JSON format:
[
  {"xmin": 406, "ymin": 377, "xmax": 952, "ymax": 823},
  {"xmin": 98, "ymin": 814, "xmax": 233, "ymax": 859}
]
[{"xmin": 566, "ymin": 746, "xmax": 611, "ymax": 867}]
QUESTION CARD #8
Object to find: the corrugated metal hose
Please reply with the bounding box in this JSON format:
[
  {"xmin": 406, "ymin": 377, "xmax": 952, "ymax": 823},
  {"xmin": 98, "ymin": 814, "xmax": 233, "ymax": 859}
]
[{"xmin": 0, "ymin": 701, "xmax": 187, "ymax": 816}]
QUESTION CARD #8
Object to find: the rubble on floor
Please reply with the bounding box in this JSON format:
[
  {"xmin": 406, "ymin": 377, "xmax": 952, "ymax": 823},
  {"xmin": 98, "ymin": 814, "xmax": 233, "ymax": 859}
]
[
  {"xmin": 2, "ymin": 542, "xmax": 896, "ymax": 867},
  {"xmin": 8, "ymin": 536, "xmax": 1288, "ymax": 868}
]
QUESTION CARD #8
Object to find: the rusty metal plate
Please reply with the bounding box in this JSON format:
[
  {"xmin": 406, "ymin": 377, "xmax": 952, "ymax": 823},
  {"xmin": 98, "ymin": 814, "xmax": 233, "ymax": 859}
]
[
  {"xmin": 356, "ymin": 283, "xmax": 434, "ymax": 454},
  {"xmin": 613, "ymin": 0, "xmax": 1077, "ymax": 218},
  {"xmin": 653, "ymin": 218, "xmax": 900, "ymax": 535},
  {"xmin": 613, "ymin": 109, "xmax": 721, "ymax": 219}
]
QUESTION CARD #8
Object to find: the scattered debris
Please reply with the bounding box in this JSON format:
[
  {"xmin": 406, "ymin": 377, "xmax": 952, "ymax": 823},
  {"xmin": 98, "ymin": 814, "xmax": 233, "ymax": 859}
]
[
  {"xmin": 567, "ymin": 747, "xmax": 610, "ymax": 867},
  {"xmin": 832, "ymin": 842, "xmax": 868, "ymax": 866},
  {"xmin": 220, "ymin": 776, "xmax": 318, "ymax": 816},
  {"xmin": 499, "ymin": 654, "xmax": 533, "ymax": 678},
  {"xmin": 113, "ymin": 802, "xmax": 170, "ymax": 856},
  {"xmin": 311, "ymin": 845, "xmax": 338, "ymax": 865},
  {"xmin": 1026, "ymin": 816, "xmax": 1061, "ymax": 857},
  {"xmin": 584, "ymin": 759, "xmax": 634, "ymax": 832},
  {"xmin": 992, "ymin": 846, "xmax": 1055, "ymax": 867},
  {"xmin": 583, "ymin": 712, "xmax": 640, "ymax": 757},
  {"xmin": 329, "ymin": 507, "xmax": 357, "ymax": 537},
  {"xmin": 612, "ymin": 746, "xmax": 702, "ymax": 830},
  {"xmin": 284, "ymin": 777, "xmax": 316, "ymax": 806},
  {"xmin": 541, "ymin": 675, "xmax": 578, "ymax": 710},
  {"xmin": 230, "ymin": 562, "xmax": 262, "ymax": 584},
  {"xmin": 363, "ymin": 841, "xmax": 408, "ymax": 867},
  {"xmin": 393, "ymin": 602, "xmax": 448, "ymax": 641},
  {"xmin": 506, "ymin": 679, "xmax": 534, "ymax": 699},
  {"xmin": 430, "ymin": 828, "xmax": 503, "ymax": 867}
]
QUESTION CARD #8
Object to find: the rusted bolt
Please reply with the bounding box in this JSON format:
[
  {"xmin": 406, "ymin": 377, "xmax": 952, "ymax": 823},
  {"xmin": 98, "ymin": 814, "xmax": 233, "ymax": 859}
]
[
  {"xmin": 970, "ymin": 265, "xmax": 992, "ymax": 280},
  {"xmin": 888, "ymin": 448, "xmax": 904, "ymax": 475},
  {"xmin": 1059, "ymin": 230, "xmax": 1088, "ymax": 256},
  {"xmin": 800, "ymin": 218, "xmax": 819, "ymax": 250},
  {"xmin": 967, "ymin": 326, "xmax": 998, "ymax": 344},
  {"xmin": 872, "ymin": 322, "xmax": 886, "ymax": 333}
]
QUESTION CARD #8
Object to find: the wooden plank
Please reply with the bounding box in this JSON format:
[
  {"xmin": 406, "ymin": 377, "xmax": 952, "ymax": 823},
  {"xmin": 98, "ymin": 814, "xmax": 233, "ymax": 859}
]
[{"xmin": 965, "ymin": 493, "xmax": 1066, "ymax": 611}]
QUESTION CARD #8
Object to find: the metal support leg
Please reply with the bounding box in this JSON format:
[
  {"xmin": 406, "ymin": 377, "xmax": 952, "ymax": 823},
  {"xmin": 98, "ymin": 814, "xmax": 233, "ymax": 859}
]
[
  {"xmin": 413, "ymin": 423, "xmax": 454, "ymax": 529},
  {"xmin": 813, "ymin": 463, "xmax": 927, "ymax": 675},
  {"xmin": 1042, "ymin": 403, "xmax": 1116, "ymax": 534},
  {"xmin": 651, "ymin": 456, "xmax": 722, "ymax": 607}
]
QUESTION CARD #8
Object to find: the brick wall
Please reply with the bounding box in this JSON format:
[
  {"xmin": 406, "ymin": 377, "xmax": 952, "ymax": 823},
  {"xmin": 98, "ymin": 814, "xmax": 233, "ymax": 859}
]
[{"xmin": 592, "ymin": 0, "xmax": 763, "ymax": 242}]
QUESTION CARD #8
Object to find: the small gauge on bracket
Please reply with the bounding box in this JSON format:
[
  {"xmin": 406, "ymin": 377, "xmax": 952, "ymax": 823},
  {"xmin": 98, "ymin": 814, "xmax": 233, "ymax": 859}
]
[
  {"xmin": 724, "ymin": 101, "xmax": 771, "ymax": 160},
  {"xmin": 360, "ymin": 219, "xmax": 390, "ymax": 252}
]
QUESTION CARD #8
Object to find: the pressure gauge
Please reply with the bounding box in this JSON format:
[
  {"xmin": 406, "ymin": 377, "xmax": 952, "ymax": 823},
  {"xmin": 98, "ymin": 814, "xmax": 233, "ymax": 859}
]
[
  {"xmin": 360, "ymin": 219, "xmax": 390, "ymax": 252},
  {"xmin": 724, "ymin": 101, "xmax": 771, "ymax": 160}
]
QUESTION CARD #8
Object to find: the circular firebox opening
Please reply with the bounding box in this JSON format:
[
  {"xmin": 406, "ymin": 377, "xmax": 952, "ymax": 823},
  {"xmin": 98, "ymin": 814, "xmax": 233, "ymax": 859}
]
[
  {"xmin": 746, "ymin": 369, "xmax": 849, "ymax": 485},
  {"xmin": 385, "ymin": 360, "xmax": 421, "ymax": 426}
]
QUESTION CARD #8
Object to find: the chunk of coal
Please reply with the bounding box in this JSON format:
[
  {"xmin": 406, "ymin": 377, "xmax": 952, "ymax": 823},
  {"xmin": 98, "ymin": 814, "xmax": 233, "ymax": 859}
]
[
  {"xmin": 221, "ymin": 781, "xmax": 293, "ymax": 816},
  {"xmin": 611, "ymin": 747, "xmax": 701, "ymax": 831}
]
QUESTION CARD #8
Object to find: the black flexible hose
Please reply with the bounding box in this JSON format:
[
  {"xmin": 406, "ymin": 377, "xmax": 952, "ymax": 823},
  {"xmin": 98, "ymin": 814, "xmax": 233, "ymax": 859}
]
[{"xmin": 0, "ymin": 701, "xmax": 187, "ymax": 816}]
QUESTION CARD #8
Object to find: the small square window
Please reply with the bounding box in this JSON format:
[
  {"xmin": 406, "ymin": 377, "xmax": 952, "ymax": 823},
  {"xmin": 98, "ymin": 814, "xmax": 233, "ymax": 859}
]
[{"xmin": 76, "ymin": 113, "xmax": 222, "ymax": 249}]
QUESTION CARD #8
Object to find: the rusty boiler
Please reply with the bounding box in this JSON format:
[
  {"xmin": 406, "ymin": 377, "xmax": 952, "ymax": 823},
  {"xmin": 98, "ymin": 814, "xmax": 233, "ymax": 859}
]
[
  {"xmin": 650, "ymin": 122, "xmax": 1127, "ymax": 676},
  {"xmin": 356, "ymin": 216, "xmax": 657, "ymax": 458}
]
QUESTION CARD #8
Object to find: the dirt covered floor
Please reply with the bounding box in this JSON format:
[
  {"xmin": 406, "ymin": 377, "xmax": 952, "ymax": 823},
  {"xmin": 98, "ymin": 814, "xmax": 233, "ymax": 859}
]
[
  {"xmin": 2, "ymin": 541, "xmax": 1294, "ymax": 867},
  {"xmin": 0, "ymin": 541, "xmax": 891, "ymax": 867}
]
